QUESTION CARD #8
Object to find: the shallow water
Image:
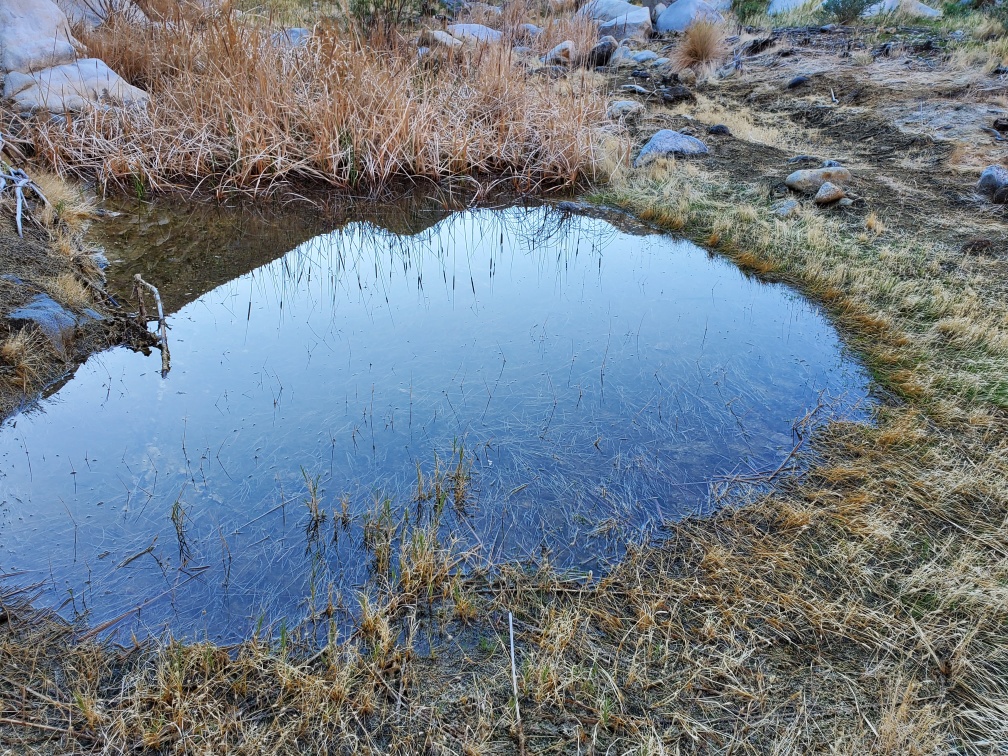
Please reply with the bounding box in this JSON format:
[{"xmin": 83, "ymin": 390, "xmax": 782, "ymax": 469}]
[{"xmin": 0, "ymin": 206, "xmax": 872, "ymax": 641}]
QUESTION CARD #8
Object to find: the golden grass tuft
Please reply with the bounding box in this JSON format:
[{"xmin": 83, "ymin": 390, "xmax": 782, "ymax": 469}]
[
  {"xmin": 34, "ymin": 13, "xmax": 614, "ymax": 197},
  {"xmin": 0, "ymin": 328, "xmax": 51, "ymax": 390},
  {"xmin": 672, "ymin": 19, "xmax": 727, "ymax": 73},
  {"xmin": 44, "ymin": 272, "xmax": 92, "ymax": 310},
  {"xmin": 28, "ymin": 171, "xmax": 96, "ymax": 231}
]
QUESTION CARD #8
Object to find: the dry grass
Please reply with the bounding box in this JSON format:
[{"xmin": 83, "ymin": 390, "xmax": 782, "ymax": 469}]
[
  {"xmin": 0, "ymin": 328, "xmax": 51, "ymax": 390},
  {"xmin": 671, "ymin": 19, "xmax": 728, "ymax": 73},
  {"xmin": 25, "ymin": 11, "xmax": 613, "ymax": 197}
]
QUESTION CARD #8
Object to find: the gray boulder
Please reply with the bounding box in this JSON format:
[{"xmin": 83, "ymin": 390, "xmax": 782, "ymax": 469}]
[
  {"xmin": 608, "ymin": 43, "xmax": 637, "ymax": 67},
  {"xmin": 55, "ymin": 0, "xmax": 147, "ymax": 29},
  {"xmin": 447, "ymin": 23, "xmax": 503, "ymax": 44},
  {"xmin": 543, "ymin": 40, "xmax": 576, "ymax": 65},
  {"xmin": 655, "ymin": 0, "xmax": 723, "ymax": 32},
  {"xmin": 516, "ymin": 23, "xmax": 543, "ymax": 40},
  {"xmin": 420, "ymin": 28, "xmax": 464, "ymax": 48},
  {"xmin": 863, "ymin": 0, "xmax": 940, "ymax": 17},
  {"xmin": 4, "ymin": 57, "xmax": 149, "ymax": 112},
  {"xmin": 632, "ymin": 49, "xmax": 658, "ymax": 63},
  {"xmin": 0, "ymin": 0, "xmax": 79, "ymax": 74},
  {"xmin": 785, "ymin": 167, "xmax": 852, "ymax": 194},
  {"xmin": 634, "ymin": 129, "xmax": 708, "ymax": 166},
  {"xmin": 977, "ymin": 164, "xmax": 1008, "ymax": 201},
  {"xmin": 767, "ymin": 0, "xmax": 821, "ymax": 13},
  {"xmin": 577, "ymin": 0, "xmax": 652, "ymax": 41},
  {"xmin": 607, "ymin": 99, "xmax": 645, "ymax": 118},
  {"xmin": 587, "ymin": 35, "xmax": 618, "ymax": 65}
]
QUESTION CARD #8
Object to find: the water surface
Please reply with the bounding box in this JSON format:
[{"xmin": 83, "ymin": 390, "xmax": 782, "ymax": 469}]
[{"xmin": 0, "ymin": 206, "xmax": 871, "ymax": 641}]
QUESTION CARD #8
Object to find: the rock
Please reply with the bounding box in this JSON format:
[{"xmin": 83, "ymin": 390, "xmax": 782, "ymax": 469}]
[
  {"xmin": 707, "ymin": 123, "xmax": 730, "ymax": 135},
  {"xmin": 630, "ymin": 67, "xmax": 652, "ymax": 79},
  {"xmin": 786, "ymin": 74, "xmax": 810, "ymax": 88},
  {"xmin": 446, "ymin": 23, "xmax": 503, "ymax": 44},
  {"xmin": 0, "ymin": 0, "xmax": 79, "ymax": 74},
  {"xmin": 55, "ymin": 0, "xmax": 147, "ymax": 28},
  {"xmin": 772, "ymin": 198, "xmax": 799, "ymax": 218},
  {"xmin": 814, "ymin": 181, "xmax": 845, "ymax": 204},
  {"xmin": 516, "ymin": 23, "xmax": 543, "ymax": 40},
  {"xmin": 836, "ymin": 197, "xmax": 856, "ymax": 207},
  {"xmin": 420, "ymin": 28, "xmax": 465, "ymax": 48},
  {"xmin": 3, "ymin": 57, "xmax": 149, "ymax": 112},
  {"xmin": 653, "ymin": 56, "xmax": 670, "ymax": 66},
  {"xmin": 863, "ymin": 0, "xmax": 940, "ymax": 17},
  {"xmin": 676, "ymin": 67, "xmax": 696, "ymax": 86},
  {"xmin": 7, "ymin": 293, "xmax": 101, "ymax": 354},
  {"xmin": 608, "ymin": 44, "xmax": 639, "ymax": 68},
  {"xmin": 653, "ymin": 1, "xmax": 666, "ymax": 17},
  {"xmin": 821, "ymin": 159, "xmax": 842, "ymax": 167},
  {"xmin": 543, "ymin": 40, "xmax": 576, "ymax": 65},
  {"xmin": 577, "ymin": 0, "xmax": 652, "ymax": 41},
  {"xmin": 659, "ymin": 84, "xmax": 693, "ymax": 103},
  {"xmin": 634, "ymin": 129, "xmax": 708, "ymax": 166},
  {"xmin": 767, "ymin": 0, "xmax": 821, "ymax": 13},
  {"xmin": 620, "ymin": 83, "xmax": 650, "ymax": 94},
  {"xmin": 784, "ymin": 167, "xmax": 852, "ymax": 194},
  {"xmin": 655, "ymin": 0, "xmax": 723, "ymax": 33},
  {"xmin": 632, "ymin": 49, "xmax": 658, "ymax": 63},
  {"xmin": 977, "ymin": 165, "xmax": 1008, "ymax": 201},
  {"xmin": 787, "ymin": 154, "xmax": 818, "ymax": 165},
  {"xmin": 587, "ymin": 35, "xmax": 619, "ymax": 66},
  {"xmin": 271, "ymin": 27, "xmax": 311, "ymax": 47},
  {"xmin": 464, "ymin": 1, "xmax": 502, "ymax": 15},
  {"xmin": 607, "ymin": 99, "xmax": 645, "ymax": 118}
]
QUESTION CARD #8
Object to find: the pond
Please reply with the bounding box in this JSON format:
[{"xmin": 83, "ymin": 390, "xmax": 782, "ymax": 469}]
[{"xmin": 0, "ymin": 204, "xmax": 872, "ymax": 642}]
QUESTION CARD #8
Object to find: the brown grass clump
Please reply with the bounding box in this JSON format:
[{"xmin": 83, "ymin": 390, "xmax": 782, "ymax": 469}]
[
  {"xmin": 0, "ymin": 328, "xmax": 51, "ymax": 390},
  {"xmin": 672, "ymin": 19, "xmax": 727, "ymax": 73},
  {"xmin": 29, "ymin": 13, "xmax": 612, "ymax": 197},
  {"xmin": 44, "ymin": 272, "xmax": 92, "ymax": 310}
]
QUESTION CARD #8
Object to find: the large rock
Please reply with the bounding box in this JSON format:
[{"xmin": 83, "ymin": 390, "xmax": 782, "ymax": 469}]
[
  {"xmin": 543, "ymin": 40, "xmax": 576, "ymax": 65},
  {"xmin": 0, "ymin": 0, "xmax": 79, "ymax": 74},
  {"xmin": 655, "ymin": 0, "xmax": 723, "ymax": 32},
  {"xmin": 784, "ymin": 166, "xmax": 852, "ymax": 194},
  {"xmin": 977, "ymin": 164, "xmax": 1008, "ymax": 202},
  {"xmin": 863, "ymin": 0, "xmax": 940, "ymax": 17},
  {"xmin": 586, "ymin": 35, "xmax": 618, "ymax": 66},
  {"xmin": 420, "ymin": 28, "xmax": 464, "ymax": 48},
  {"xmin": 4, "ymin": 57, "xmax": 149, "ymax": 112},
  {"xmin": 446, "ymin": 23, "xmax": 503, "ymax": 44},
  {"xmin": 767, "ymin": 0, "xmax": 821, "ymax": 14},
  {"xmin": 634, "ymin": 129, "xmax": 708, "ymax": 166},
  {"xmin": 55, "ymin": 0, "xmax": 147, "ymax": 29},
  {"xmin": 577, "ymin": 0, "xmax": 651, "ymax": 41}
]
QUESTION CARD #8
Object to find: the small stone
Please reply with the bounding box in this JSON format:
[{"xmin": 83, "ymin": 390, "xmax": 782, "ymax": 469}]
[
  {"xmin": 787, "ymin": 154, "xmax": 819, "ymax": 165},
  {"xmin": 814, "ymin": 181, "xmax": 845, "ymax": 204},
  {"xmin": 653, "ymin": 56, "xmax": 670, "ymax": 67},
  {"xmin": 587, "ymin": 35, "xmax": 618, "ymax": 66},
  {"xmin": 707, "ymin": 124, "xmax": 731, "ymax": 135},
  {"xmin": 620, "ymin": 83, "xmax": 650, "ymax": 95},
  {"xmin": 608, "ymin": 44, "xmax": 637, "ymax": 67},
  {"xmin": 821, "ymin": 159, "xmax": 842, "ymax": 167},
  {"xmin": 634, "ymin": 129, "xmax": 709, "ymax": 167},
  {"xmin": 677, "ymin": 67, "xmax": 697, "ymax": 87},
  {"xmin": 632, "ymin": 50, "xmax": 658, "ymax": 63},
  {"xmin": 607, "ymin": 100, "xmax": 645, "ymax": 119},
  {"xmin": 836, "ymin": 197, "xmax": 856, "ymax": 207},
  {"xmin": 786, "ymin": 75, "xmax": 811, "ymax": 89},
  {"xmin": 785, "ymin": 167, "xmax": 852, "ymax": 194},
  {"xmin": 772, "ymin": 199, "xmax": 799, "ymax": 218},
  {"xmin": 516, "ymin": 23, "xmax": 544, "ymax": 40},
  {"xmin": 543, "ymin": 40, "xmax": 576, "ymax": 65},
  {"xmin": 977, "ymin": 164, "xmax": 1008, "ymax": 200}
]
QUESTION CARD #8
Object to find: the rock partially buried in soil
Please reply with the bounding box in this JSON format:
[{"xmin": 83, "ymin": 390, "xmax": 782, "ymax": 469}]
[
  {"xmin": 655, "ymin": 0, "xmax": 723, "ymax": 33},
  {"xmin": 516, "ymin": 23, "xmax": 543, "ymax": 41},
  {"xmin": 0, "ymin": 0, "xmax": 79, "ymax": 74},
  {"xmin": 677, "ymin": 67, "xmax": 697, "ymax": 86},
  {"xmin": 607, "ymin": 99, "xmax": 645, "ymax": 118},
  {"xmin": 587, "ymin": 35, "xmax": 618, "ymax": 66},
  {"xmin": 3, "ymin": 58, "xmax": 149, "ymax": 113},
  {"xmin": 707, "ymin": 124, "xmax": 731, "ymax": 135},
  {"xmin": 446, "ymin": 23, "xmax": 503, "ymax": 44},
  {"xmin": 7, "ymin": 293, "xmax": 102, "ymax": 355},
  {"xmin": 976, "ymin": 165, "xmax": 1008, "ymax": 202},
  {"xmin": 772, "ymin": 198, "xmax": 799, "ymax": 218},
  {"xmin": 634, "ymin": 129, "xmax": 709, "ymax": 167},
  {"xmin": 577, "ymin": 0, "xmax": 652, "ymax": 41},
  {"xmin": 785, "ymin": 166, "xmax": 852, "ymax": 194},
  {"xmin": 814, "ymin": 181, "xmax": 845, "ymax": 204},
  {"xmin": 659, "ymin": 84, "xmax": 694, "ymax": 103},
  {"xmin": 632, "ymin": 50, "xmax": 659, "ymax": 64}
]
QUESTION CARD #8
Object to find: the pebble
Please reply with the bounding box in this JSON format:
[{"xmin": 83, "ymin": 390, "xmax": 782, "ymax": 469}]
[
  {"xmin": 786, "ymin": 75, "xmax": 811, "ymax": 89},
  {"xmin": 772, "ymin": 199, "xmax": 799, "ymax": 218},
  {"xmin": 607, "ymin": 100, "xmax": 645, "ymax": 119},
  {"xmin": 707, "ymin": 124, "xmax": 731, "ymax": 135}
]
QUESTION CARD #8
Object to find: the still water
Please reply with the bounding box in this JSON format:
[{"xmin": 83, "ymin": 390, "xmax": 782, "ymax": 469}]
[{"xmin": 0, "ymin": 206, "xmax": 871, "ymax": 641}]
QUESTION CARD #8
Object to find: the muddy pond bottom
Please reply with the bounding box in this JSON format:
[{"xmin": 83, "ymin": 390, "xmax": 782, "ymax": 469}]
[{"xmin": 0, "ymin": 206, "xmax": 872, "ymax": 641}]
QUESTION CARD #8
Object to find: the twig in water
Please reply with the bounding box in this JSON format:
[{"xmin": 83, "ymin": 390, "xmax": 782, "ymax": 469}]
[{"xmin": 132, "ymin": 274, "xmax": 171, "ymax": 376}]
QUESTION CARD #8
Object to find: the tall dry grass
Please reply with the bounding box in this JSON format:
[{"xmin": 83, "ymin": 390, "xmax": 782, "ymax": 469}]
[{"xmin": 27, "ymin": 12, "xmax": 612, "ymax": 197}]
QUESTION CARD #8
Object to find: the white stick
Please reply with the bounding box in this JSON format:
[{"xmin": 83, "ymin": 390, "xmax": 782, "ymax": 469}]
[
  {"xmin": 133, "ymin": 274, "xmax": 171, "ymax": 377},
  {"xmin": 509, "ymin": 611, "xmax": 520, "ymax": 725}
]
